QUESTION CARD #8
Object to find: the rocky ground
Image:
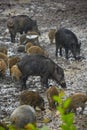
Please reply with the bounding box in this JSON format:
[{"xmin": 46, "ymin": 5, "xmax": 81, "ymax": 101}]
[{"xmin": 0, "ymin": 0, "xmax": 87, "ymax": 130}]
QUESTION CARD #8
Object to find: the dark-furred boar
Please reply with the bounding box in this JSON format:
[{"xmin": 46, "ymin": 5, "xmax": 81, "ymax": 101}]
[
  {"xmin": 7, "ymin": 15, "xmax": 40, "ymax": 43},
  {"xmin": 55, "ymin": 28, "xmax": 81, "ymax": 60},
  {"xmin": 17, "ymin": 54, "xmax": 66, "ymax": 90}
]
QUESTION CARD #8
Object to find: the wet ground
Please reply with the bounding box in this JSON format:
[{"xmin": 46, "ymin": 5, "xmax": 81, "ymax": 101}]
[{"xmin": 0, "ymin": 0, "xmax": 87, "ymax": 129}]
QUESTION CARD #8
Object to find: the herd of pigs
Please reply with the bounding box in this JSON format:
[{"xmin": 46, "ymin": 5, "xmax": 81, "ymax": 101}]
[{"xmin": 0, "ymin": 14, "xmax": 87, "ymax": 129}]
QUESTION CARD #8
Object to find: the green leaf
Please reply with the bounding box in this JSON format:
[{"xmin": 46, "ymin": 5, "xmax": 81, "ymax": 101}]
[
  {"xmin": 57, "ymin": 106, "xmax": 64, "ymax": 114},
  {"xmin": 70, "ymin": 125, "xmax": 76, "ymax": 130},
  {"xmin": 59, "ymin": 91, "xmax": 65, "ymax": 97},
  {"xmin": 53, "ymin": 91, "xmax": 65, "ymax": 105},
  {"xmin": 61, "ymin": 124, "xmax": 69, "ymax": 130},
  {"xmin": 63, "ymin": 98, "xmax": 71, "ymax": 109},
  {"xmin": 61, "ymin": 113, "xmax": 74, "ymax": 125},
  {"xmin": 0, "ymin": 126, "xmax": 5, "ymax": 130},
  {"xmin": 53, "ymin": 95, "xmax": 62, "ymax": 104},
  {"xmin": 8, "ymin": 124, "xmax": 16, "ymax": 130},
  {"xmin": 40, "ymin": 126, "xmax": 50, "ymax": 130}
]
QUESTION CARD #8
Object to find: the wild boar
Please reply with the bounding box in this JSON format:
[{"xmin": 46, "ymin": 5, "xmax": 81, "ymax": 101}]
[
  {"xmin": 7, "ymin": 15, "xmax": 40, "ymax": 43},
  {"xmin": 20, "ymin": 90, "xmax": 45, "ymax": 111},
  {"xmin": 27, "ymin": 31, "xmax": 40, "ymax": 35},
  {"xmin": 27, "ymin": 31, "xmax": 39, "ymax": 44},
  {"xmin": 48, "ymin": 29, "xmax": 56, "ymax": 44},
  {"xmin": 0, "ymin": 46, "xmax": 7, "ymax": 55},
  {"xmin": 20, "ymin": 31, "xmax": 39, "ymax": 45},
  {"xmin": 46, "ymin": 86, "xmax": 59, "ymax": 110},
  {"xmin": 17, "ymin": 45, "xmax": 25, "ymax": 53},
  {"xmin": 26, "ymin": 45, "xmax": 49, "ymax": 57},
  {"xmin": 25, "ymin": 42, "xmax": 33, "ymax": 52},
  {"xmin": 10, "ymin": 64, "xmax": 22, "ymax": 81},
  {"xmin": 10, "ymin": 105, "xmax": 36, "ymax": 130},
  {"xmin": 20, "ymin": 34, "xmax": 27, "ymax": 45},
  {"xmin": 0, "ymin": 52, "xmax": 8, "ymax": 66},
  {"xmin": 0, "ymin": 59, "xmax": 7, "ymax": 77},
  {"xmin": 55, "ymin": 28, "xmax": 81, "ymax": 60},
  {"xmin": 17, "ymin": 54, "xmax": 66, "ymax": 90},
  {"xmin": 8, "ymin": 55, "xmax": 20, "ymax": 70},
  {"xmin": 65, "ymin": 93, "xmax": 87, "ymax": 114}
]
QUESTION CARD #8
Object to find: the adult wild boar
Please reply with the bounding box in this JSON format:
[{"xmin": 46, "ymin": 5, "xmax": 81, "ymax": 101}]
[
  {"xmin": 7, "ymin": 15, "xmax": 40, "ymax": 43},
  {"xmin": 55, "ymin": 28, "xmax": 81, "ymax": 60},
  {"xmin": 17, "ymin": 54, "xmax": 66, "ymax": 90}
]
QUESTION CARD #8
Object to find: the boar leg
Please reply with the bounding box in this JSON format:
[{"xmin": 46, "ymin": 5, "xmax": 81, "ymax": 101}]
[
  {"xmin": 59, "ymin": 46, "xmax": 62, "ymax": 56},
  {"xmin": 20, "ymin": 75, "xmax": 27, "ymax": 90},
  {"xmin": 49, "ymin": 101, "xmax": 55, "ymax": 110},
  {"xmin": 80, "ymin": 103, "xmax": 85, "ymax": 114},
  {"xmin": 55, "ymin": 45, "xmax": 58, "ymax": 57},
  {"xmin": 65, "ymin": 48, "xmax": 69, "ymax": 59},
  {"xmin": 10, "ymin": 33, "xmax": 16, "ymax": 43},
  {"xmin": 40, "ymin": 76, "xmax": 49, "ymax": 88}
]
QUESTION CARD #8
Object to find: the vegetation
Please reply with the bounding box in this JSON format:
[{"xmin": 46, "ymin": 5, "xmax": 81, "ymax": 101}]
[{"xmin": 53, "ymin": 91, "xmax": 76, "ymax": 130}]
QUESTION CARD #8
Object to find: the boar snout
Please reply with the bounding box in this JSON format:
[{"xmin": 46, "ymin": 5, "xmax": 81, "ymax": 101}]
[
  {"xmin": 41, "ymin": 107, "xmax": 45, "ymax": 111},
  {"xmin": 60, "ymin": 81, "xmax": 66, "ymax": 88}
]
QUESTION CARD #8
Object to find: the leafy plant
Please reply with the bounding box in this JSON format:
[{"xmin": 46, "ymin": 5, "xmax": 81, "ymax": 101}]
[
  {"xmin": 0, "ymin": 126, "xmax": 5, "ymax": 130},
  {"xmin": 53, "ymin": 91, "xmax": 76, "ymax": 130},
  {"xmin": 7, "ymin": 124, "xmax": 49, "ymax": 130}
]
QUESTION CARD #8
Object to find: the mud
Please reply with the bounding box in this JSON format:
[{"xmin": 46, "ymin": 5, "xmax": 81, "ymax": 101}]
[{"xmin": 0, "ymin": 0, "xmax": 87, "ymax": 130}]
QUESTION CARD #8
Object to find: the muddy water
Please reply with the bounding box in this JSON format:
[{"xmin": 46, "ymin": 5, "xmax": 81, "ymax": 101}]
[{"xmin": 0, "ymin": 0, "xmax": 87, "ymax": 130}]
